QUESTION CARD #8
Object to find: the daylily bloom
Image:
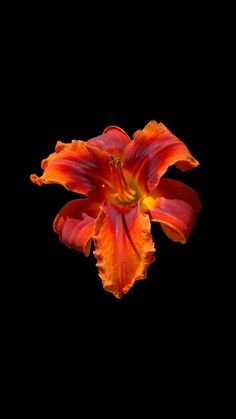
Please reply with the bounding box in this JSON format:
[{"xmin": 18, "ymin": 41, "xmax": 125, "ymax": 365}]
[{"xmin": 30, "ymin": 121, "xmax": 201, "ymax": 298}]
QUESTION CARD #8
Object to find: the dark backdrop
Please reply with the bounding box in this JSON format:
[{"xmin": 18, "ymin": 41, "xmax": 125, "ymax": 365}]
[
  {"xmin": 4, "ymin": 103, "xmax": 223, "ymax": 348},
  {"xmin": 2, "ymin": 44, "xmax": 230, "ymax": 352}
]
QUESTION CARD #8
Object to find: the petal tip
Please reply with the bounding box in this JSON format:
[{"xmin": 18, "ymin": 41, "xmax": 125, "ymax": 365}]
[
  {"xmin": 30, "ymin": 174, "xmax": 43, "ymax": 185},
  {"xmin": 190, "ymin": 157, "xmax": 200, "ymax": 168},
  {"xmin": 55, "ymin": 141, "xmax": 66, "ymax": 153},
  {"xmin": 176, "ymin": 157, "xmax": 200, "ymax": 171}
]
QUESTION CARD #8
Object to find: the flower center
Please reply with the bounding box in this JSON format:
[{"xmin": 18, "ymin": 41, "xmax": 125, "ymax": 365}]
[{"xmin": 109, "ymin": 156, "xmax": 137, "ymax": 206}]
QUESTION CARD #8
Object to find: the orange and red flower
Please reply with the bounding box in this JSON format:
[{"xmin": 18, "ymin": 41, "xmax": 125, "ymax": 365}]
[{"xmin": 31, "ymin": 121, "xmax": 201, "ymax": 298}]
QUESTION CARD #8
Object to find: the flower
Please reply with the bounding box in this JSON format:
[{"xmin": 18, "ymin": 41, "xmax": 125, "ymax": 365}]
[{"xmin": 30, "ymin": 121, "xmax": 201, "ymax": 298}]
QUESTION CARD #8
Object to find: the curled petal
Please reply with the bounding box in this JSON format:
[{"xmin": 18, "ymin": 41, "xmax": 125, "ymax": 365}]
[
  {"xmin": 123, "ymin": 120, "xmax": 199, "ymax": 193},
  {"xmin": 141, "ymin": 178, "xmax": 201, "ymax": 243},
  {"xmin": 30, "ymin": 140, "xmax": 111, "ymax": 198},
  {"xmin": 87, "ymin": 126, "xmax": 131, "ymax": 158},
  {"xmin": 93, "ymin": 203, "xmax": 156, "ymax": 298},
  {"xmin": 53, "ymin": 198, "xmax": 101, "ymax": 256}
]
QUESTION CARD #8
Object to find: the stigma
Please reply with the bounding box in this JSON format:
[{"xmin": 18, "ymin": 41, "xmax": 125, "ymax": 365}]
[{"xmin": 109, "ymin": 156, "xmax": 136, "ymax": 205}]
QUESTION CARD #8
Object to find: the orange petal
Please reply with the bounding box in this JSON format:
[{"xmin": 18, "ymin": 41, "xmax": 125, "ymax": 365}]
[
  {"xmin": 123, "ymin": 120, "xmax": 199, "ymax": 193},
  {"xmin": 141, "ymin": 178, "xmax": 201, "ymax": 243},
  {"xmin": 30, "ymin": 140, "xmax": 111, "ymax": 198},
  {"xmin": 53, "ymin": 198, "xmax": 101, "ymax": 256},
  {"xmin": 87, "ymin": 126, "xmax": 131, "ymax": 158},
  {"xmin": 93, "ymin": 203, "xmax": 156, "ymax": 298}
]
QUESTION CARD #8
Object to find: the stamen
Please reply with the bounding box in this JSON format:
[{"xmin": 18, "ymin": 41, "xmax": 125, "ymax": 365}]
[
  {"xmin": 109, "ymin": 156, "xmax": 136, "ymax": 204},
  {"xmin": 117, "ymin": 165, "xmax": 136, "ymax": 196},
  {"xmin": 110, "ymin": 158, "xmax": 122, "ymax": 195}
]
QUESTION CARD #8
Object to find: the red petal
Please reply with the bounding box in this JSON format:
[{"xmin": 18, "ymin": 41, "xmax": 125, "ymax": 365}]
[
  {"xmin": 123, "ymin": 120, "xmax": 199, "ymax": 193},
  {"xmin": 87, "ymin": 126, "xmax": 131, "ymax": 158},
  {"xmin": 141, "ymin": 178, "xmax": 201, "ymax": 243},
  {"xmin": 93, "ymin": 203, "xmax": 156, "ymax": 298},
  {"xmin": 30, "ymin": 140, "xmax": 111, "ymax": 198},
  {"xmin": 53, "ymin": 198, "xmax": 101, "ymax": 256}
]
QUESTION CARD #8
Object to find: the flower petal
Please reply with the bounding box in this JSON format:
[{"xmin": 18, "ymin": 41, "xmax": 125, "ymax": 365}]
[
  {"xmin": 93, "ymin": 203, "xmax": 156, "ymax": 298},
  {"xmin": 123, "ymin": 120, "xmax": 199, "ymax": 193},
  {"xmin": 30, "ymin": 140, "xmax": 111, "ymax": 198},
  {"xmin": 53, "ymin": 198, "xmax": 101, "ymax": 256},
  {"xmin": 141, "ymin": 178, "xmax": 201, "ymax": 243},
  {"xmin": 87, "ymin": 126, "xmax": 131, "ymax": 158}
]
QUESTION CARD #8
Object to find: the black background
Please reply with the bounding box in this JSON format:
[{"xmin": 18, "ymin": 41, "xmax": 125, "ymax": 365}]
[
  {"xmin": 4, "ymin": 102, "xmax": 228, "ymax": 350},
  {"xmin": 2, "ymin": 16, "xmax": 231, "ymax": 355}
]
